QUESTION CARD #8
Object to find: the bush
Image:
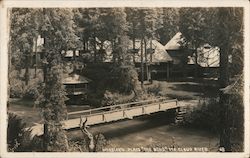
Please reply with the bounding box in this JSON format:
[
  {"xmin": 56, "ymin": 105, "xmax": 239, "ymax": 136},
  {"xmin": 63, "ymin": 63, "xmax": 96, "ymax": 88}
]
[
  {"xmin": 23, "ymin": 77, "xmax": 41, "ymax": 99},
  {"xmin": 146, "ymin": 82, "xmax": 161, "ymax": 95},
  {"xmin": 181, "ymin": 98, "xmax": 220, "ymax": 133},
  {"xmin": 29, "ymin": 136, "xmax": 44, "ymax": 151},
  {"xmin": 68, "ymin": 133, "xmax": 107, "ymax": 152},
  {"xmin": 7, "ymin": 113, "xmax": 32, "ymax": 152},
  {"xmin": 9, "ymin": 70, "xmax": 25, "ymax": 98},
  {"xmin": 102, "ymin": 90, "xmax": 136, "ymax": 106},
  {"xmin": 227, "ymin": 93, "xmax": 244, "ymax": 151}
]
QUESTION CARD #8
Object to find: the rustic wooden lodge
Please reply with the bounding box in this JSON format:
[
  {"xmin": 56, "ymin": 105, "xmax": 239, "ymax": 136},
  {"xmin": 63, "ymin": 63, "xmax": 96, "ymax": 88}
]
[
  {"xmin": 128, "ymin": 39, "xmax": 173, "ymax": 80},
  {"xmin": 164, "ymin": 32, "xmax": 195, "ymax": 77}
]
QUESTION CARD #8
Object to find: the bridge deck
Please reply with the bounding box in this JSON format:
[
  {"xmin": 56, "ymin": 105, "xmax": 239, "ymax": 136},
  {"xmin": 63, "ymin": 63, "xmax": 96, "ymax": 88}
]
[{"xmin": 29, "ymin": 99, "xmax": 179, "ymax": 137}]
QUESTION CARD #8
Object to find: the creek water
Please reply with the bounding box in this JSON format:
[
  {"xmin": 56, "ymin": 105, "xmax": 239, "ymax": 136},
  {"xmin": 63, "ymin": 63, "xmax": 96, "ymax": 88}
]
[{"xmin": 67, "ymin": 110, "xmax": 219, "ymax": 152}]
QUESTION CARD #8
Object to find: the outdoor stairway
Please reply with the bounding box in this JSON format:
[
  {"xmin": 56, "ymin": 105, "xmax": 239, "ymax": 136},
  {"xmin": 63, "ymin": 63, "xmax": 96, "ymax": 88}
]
[{"xmin": 175, "ymin": 106, "xmax": 188, "ymax": 123}]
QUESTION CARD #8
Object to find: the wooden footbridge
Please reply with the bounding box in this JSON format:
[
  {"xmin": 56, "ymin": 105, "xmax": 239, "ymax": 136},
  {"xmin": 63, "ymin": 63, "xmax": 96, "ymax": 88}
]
[{"xmin": 29, "ymin": 98, "xmax": 181, "ymax": 137}]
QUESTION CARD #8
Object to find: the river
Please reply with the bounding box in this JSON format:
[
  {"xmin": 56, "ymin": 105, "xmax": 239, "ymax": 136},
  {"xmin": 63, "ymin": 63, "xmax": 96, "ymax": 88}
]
[{"xmin": 67, "ymin": 111, "xmax": 219, "ymax": 152}]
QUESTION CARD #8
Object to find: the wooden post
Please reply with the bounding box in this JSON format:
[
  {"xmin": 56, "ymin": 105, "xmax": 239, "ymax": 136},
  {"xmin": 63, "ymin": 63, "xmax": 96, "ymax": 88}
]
[{"xmin": 167, "ymin": 62, "xmax": 170, "ymax": 79}]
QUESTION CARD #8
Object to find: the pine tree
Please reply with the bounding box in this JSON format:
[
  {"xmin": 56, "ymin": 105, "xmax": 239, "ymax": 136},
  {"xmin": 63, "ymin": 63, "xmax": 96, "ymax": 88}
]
[
  {"xmin": 35, "ymin": 8, "xmax": 79, "ymax": 151},
  {"xmin": 9, "ymin": 8, "xmax": 40, "ymax": 84},
  {"xmin": 178, "ymin": 7, "xmax": 244, "ymax": 151}
]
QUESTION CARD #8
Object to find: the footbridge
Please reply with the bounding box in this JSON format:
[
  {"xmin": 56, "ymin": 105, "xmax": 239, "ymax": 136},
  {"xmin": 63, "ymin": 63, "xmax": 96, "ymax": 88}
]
[{"xmin": 29, "ymin": 98, "xmax": 180, "ymax": 137}]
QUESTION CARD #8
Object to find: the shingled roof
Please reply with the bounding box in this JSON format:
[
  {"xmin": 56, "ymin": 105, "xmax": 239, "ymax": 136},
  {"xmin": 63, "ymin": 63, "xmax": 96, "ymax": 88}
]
[
  {"xmin": 128, "ymin": 39, "xmax": 173, "ymax": 63},
  {"xmin": 165, "ymin": 32, "xmax": 183, "ymax": 50}
]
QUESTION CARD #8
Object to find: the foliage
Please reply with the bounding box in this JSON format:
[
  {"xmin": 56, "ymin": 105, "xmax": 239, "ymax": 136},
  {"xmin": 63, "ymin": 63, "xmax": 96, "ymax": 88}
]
[
  {"xmin": 9, "ymin": 69, "xmax": 43, "ymax": 99},
  {"xmin": 35, "ymin": 64, "xmax": 69, "ymax": 151},
  {"xmin": 7, "ymin": 113, "xmax": 31, "ymax": 152},
  {"xmin": 146, "ymin": 82, "xmax": 162, "ymax": 96},
  {"xmin": 179, "ymin": 7, "xmax": 244, "ymax": 151},
  {"xmin": 101, "ymin": 90, "xmax": 136, "ymax": 106},
  {"xmin": 9, "ymin": 8, "xmax": 39, "ymax": 70},
  {"xmin": 68, "ymin": 133, "xmax": 107, "ymax": 152},
  {"xmin": 179, "ymin": 7, "xmax": 243, "ymax": 76},
  {"xmin": 112, "ymin": 63, "xmax": 142, "ymax": 94},
  {"xmin": 31, "ymin": 8, "xmax": 79, "ymax": 151},
  {"xmin": 29, "ymin": 136, "xmax": 44, "ymax": 151},
  {"xmin": 181, "ymin": 98, "xmax": 220, "ymax": 133},
  {"xmin": 23, "ymin": 77, "xmax": 41, "ymax": 99},
  {"xmin": 9, "ymin": 70, "xmax": 25, "ymax": 98},
  {"xmin": 155, "ymin": 8, "xmax": 180, "ymax": 45}
]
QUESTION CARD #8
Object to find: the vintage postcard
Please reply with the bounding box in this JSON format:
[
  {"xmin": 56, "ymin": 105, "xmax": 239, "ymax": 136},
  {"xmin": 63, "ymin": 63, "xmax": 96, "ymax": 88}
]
[{"xmin": 0, "ymin": 0, "xmax": 249, "ymax": 158}]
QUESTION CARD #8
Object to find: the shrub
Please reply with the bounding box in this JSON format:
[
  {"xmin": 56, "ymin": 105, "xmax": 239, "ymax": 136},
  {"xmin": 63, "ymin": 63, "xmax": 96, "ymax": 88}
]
[
  {"xmin": 68, "ymin": 133, "xmax": 107, "ymax": 152},
  {"xmin": 94, "ymin": 133, "xmax": 107, "ymax": 152},
  {"xmin": 23, "ymin": 77, "xmax": 41, "ymax": 99},
  {"xmin": 9, "ymin": 70, "xmax": 25, "ymax": 98},
  {"xmin": 181, "ymin": 98, "xmax": 220, "ymax": 133},
  {"xmin": 29, "ymin": 136, "xmax": 44, "ymax": 151},
  {"xmin": 146, "ymin": 82, "xmax": 161, "ymax": 95},
  {"xmin": 7, "ymin": 113, "xmax": 31, "ymax": 152},
  {"xmin": 101, "ymin": 90, "xmax": 136, "ymax": 106}
]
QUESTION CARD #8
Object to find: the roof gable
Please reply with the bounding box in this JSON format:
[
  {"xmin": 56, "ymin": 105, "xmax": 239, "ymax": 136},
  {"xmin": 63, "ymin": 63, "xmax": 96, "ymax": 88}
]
[
  {"xmin": 165, "ymin": 32, "xmax": 183, "ymax": 50},
  {"xmin": 131, "ymin": 39, "xmax": 173, "ymax": 63}
]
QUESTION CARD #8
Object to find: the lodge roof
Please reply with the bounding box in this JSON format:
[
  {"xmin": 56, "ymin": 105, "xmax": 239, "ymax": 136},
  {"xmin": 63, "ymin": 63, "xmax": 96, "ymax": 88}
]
[
  {"xmin": 165, "ymin": 32, "xmax": 184, "ymax": 50},
  {"xmin": 129, "ymin": 39, "xmax": 173, "ymax": 63}
]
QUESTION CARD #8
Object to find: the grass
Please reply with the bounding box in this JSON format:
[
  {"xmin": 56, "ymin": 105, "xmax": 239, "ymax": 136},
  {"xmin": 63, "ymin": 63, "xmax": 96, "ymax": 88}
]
[
  {"xmin": 145, "ymin": 79, "xmax": 219, "ymax": 100},
  {"xmin": 8, "ymin": 78, "xmax": 219, "ymax": 127},
  {"xmin": 9, "ymin": 98, "xmax": 35, "ymax": 108}
]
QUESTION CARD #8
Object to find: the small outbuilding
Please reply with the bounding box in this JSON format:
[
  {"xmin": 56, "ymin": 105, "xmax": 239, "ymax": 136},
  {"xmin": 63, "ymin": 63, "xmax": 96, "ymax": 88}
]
[{"xmin": 62, "ymin": 73, "xmax": 91, "ymax": 105}]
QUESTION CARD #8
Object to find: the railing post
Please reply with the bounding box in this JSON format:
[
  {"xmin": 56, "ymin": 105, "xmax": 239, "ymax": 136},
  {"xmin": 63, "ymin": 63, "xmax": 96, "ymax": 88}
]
[{"xmin": 102, "ymin": 114, "xmax": 105, "ymax": 121}]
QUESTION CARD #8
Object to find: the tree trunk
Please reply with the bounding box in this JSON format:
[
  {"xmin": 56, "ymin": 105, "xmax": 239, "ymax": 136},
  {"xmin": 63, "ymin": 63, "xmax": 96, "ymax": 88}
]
[
  {"xmin": 43, "ymin": 123, "xmax": 49, "ymax": 151},
  {"xmin": 41, "ymin": 8, "xmax": 69, "ymax": 152},
  {"xmin": 140, "ymin": 38, "xmax": 144, "ymax": 89},
  {"xmin": 83, "ymin": 40, "xmax": 86, "ymax": 51},
  {"xmin": 217, "ymin": 8, "xmax": 231, "ymax": 152},
  {"xmin": 149, "ymin": 38, "xmax": 153, "ymax": 83},
  {"xmin": 132, "ymin": 36, "xmax": 136, "ymax": 64},
  {"xmin": 93, "ymin": 36, "xmax": 97, "ymax": 62},
  {"xmin": 24, "ymin": 52, "xmax": 29, "ymax": 85},
  {"xmin": 194, "ymin": 49, "xmax": 198, "ymax": 78},
  {"xmin": 34, "ymin": 36, "xmax": 38, "ymax": 78},
  {"xmin": 219, "ymin": 45, "xmax": 231, "ymax": 151},
  {"xmin": 144, "ymin": 38, "xmax": 149, "ymax": 81}
]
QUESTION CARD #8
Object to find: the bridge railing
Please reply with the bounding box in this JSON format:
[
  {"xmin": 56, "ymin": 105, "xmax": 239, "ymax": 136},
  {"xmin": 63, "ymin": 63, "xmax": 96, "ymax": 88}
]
[{"xmin": 66, "ymin": 98, "xmax": 177, "ymax": 120}]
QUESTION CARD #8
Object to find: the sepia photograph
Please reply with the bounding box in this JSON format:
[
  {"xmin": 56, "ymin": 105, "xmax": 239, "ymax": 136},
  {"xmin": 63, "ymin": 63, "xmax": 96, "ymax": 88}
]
[{"xmin": 0, "ymin": 0, "xmax": 249, "ymax": 157}]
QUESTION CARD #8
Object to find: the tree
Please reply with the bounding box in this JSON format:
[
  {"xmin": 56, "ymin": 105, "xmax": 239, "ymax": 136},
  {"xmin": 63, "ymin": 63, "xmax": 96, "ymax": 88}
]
[
  {"xmin": 178, "ymin": 7, "xmax": 244, "ymax": 151},
  {"xmin": 126, "ymin": 8, "xmax": 158, "ymax": 87},
  {"xmin": 74, "ymin": 8, "xmax": 101, "ymax": 61},
  {"xmin": 34, "ymin": 8, "xmax": 79, "ymax": 151},
  {"xmin": 155, "ymin": 8, "xmax": 180, "ymax": 45},
  {"xmin": 215, "ymin": 8, "xmax": 243, "ymax": 151},
  {"xmin": 9, "ymin": 8, "xmax": 40, "ymax": 85},
  {"xmin": 179, "ymin": 8, "xmax": 217, "ymax": 78}
]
